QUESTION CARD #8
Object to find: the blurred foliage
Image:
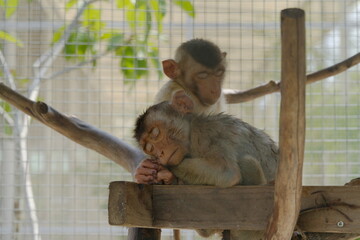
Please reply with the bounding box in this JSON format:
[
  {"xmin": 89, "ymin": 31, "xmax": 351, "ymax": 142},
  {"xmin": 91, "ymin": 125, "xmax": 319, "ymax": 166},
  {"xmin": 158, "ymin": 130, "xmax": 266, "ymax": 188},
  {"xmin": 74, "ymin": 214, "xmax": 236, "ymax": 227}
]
[
  {"xmin": 52, "ymin": 0, "xmax": 195, "ymax": 82},
  {"xmin": 0, "ymin": 0, "xmax": 195, "ymax": 134}
]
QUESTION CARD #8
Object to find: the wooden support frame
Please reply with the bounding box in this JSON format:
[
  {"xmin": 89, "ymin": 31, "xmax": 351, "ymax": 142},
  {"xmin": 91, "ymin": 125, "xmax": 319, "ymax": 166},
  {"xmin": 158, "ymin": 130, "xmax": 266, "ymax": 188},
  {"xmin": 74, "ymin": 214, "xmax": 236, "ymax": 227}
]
[
  {"xmin": 108, "ymin": 181, "xmax": 360, "ymax": 233},
  {"xmin": 265, "ymin": 8, "xmax": 306, "ymax": 239}
]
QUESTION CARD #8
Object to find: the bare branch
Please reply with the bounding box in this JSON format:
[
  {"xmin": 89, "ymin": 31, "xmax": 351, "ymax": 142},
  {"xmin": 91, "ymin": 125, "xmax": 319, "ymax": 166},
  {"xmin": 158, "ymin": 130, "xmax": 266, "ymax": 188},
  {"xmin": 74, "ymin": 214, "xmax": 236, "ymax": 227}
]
[
  {"xmin": 0, "ymin": 49, "xmax": 16, "ymax": 90},
  {"xmin": 29, "ymin": 0, "xmax": 99, "ymax": 100},
  {"xmin": 225, "ymin": 52, "xmax": 360, "ymax": 104},
  {"xmin": 46, "ymin": 51, "xmax": 110, "ymax": 80},
  {"xmin": 0, "ymin": 82, "xmax": 144, "ymax": 173}
]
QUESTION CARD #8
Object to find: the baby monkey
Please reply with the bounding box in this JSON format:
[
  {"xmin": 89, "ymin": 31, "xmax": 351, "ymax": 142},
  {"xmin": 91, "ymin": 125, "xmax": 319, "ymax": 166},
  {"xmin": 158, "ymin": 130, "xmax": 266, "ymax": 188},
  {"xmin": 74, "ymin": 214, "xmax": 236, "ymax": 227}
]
[
  {"xmin": 134, "ymin": 93, "xmax": 278, "ymax": 187},
  {"xmin": 134, "ymin": 94, "xmax": 278, "ymax": 239}
]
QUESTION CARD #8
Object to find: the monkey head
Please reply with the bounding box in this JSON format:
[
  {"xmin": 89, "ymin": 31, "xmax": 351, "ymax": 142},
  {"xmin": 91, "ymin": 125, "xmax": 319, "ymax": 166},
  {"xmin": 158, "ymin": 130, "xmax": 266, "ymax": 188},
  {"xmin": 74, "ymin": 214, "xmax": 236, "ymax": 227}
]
[
  {"xmin": 134, "ymin": 101, "xmax": 191, "ymax": 166},
  {"xmin": 162, "ymin": 38, "xmax": 227, "ymax": 107}
]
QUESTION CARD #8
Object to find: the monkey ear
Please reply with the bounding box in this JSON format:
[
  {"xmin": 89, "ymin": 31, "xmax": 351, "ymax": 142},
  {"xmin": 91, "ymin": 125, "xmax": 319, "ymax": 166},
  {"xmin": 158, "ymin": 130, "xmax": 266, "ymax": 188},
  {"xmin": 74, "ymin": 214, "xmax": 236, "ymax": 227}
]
[
  {"xmin": 162, "ymin": 59, "xmax": 180, "ymax": 79},
  {"xmin": 170, "ymin": 90, "xmax": 194, "ymax": 114}
]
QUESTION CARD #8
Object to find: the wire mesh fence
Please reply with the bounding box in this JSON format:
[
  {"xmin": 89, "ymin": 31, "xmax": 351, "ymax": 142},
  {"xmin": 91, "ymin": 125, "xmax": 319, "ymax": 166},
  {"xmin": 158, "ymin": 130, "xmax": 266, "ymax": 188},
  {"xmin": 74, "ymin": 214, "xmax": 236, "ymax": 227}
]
[{"xmin": 1, "ymin": 0, "xmax": 360, "ymax": 239}]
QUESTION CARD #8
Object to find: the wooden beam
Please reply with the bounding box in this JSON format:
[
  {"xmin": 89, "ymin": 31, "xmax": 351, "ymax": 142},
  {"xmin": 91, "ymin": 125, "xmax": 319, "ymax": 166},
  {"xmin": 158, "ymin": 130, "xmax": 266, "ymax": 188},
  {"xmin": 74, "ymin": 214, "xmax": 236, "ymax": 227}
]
[
  {"xmin": 108, "ymin": 181, "xmax": 360, "ymax": 233},
  {"xmin": 265, "ymin": 8, "xmax": 306, "ymax": 240}
]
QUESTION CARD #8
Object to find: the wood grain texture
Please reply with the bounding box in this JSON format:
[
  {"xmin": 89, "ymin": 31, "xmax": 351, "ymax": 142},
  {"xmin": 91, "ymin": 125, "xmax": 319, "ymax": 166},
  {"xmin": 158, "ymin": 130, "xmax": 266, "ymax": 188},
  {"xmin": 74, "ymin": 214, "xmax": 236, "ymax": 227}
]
[
  {"xmin": 108, "ymin": 181, "xmax": 360, "ymax": 234},
  {"xmin": 108, "ymin": 181, "xmax": 153, "ymax": 227},
  {"xmin": 265, "ymin": 8, "xmax": 306, "ymax": 240}
]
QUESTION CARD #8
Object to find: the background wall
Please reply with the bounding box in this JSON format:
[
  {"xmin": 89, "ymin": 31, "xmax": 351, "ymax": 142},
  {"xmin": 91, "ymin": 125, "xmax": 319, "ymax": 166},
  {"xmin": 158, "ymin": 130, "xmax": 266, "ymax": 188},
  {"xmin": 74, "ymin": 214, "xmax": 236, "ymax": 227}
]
[{"xmin": 1, "ymin": 0, "xmax": 360, "ymax": 239}]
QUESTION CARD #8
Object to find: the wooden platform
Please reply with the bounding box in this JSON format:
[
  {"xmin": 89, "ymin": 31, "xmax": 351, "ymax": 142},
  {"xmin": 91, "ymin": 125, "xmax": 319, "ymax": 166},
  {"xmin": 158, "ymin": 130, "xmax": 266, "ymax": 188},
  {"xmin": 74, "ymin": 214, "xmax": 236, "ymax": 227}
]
[{"xmin": 108, "ymin": 181, "xmax": 360, "ymax": 233}]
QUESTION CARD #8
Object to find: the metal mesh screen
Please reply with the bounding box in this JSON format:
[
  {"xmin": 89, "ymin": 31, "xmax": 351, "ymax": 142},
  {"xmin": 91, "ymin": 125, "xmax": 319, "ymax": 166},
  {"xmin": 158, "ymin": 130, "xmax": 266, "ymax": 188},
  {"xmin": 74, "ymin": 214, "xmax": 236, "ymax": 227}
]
[{"xmin": 1, "ymin": 0, "xmax": 360, "ymax": 239}]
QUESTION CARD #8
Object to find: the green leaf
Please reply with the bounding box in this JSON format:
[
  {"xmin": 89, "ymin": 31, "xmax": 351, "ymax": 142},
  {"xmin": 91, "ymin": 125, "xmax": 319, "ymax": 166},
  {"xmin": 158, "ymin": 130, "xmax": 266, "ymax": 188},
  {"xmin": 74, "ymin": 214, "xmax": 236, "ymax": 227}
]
[
  {"xmin": 2, "ymin": 101, "xmax": 12, "ymax": 113},
  {"xmin": 116, "ymin": 0, "xmax": 132, "ymax": 9},
  {"xmin": 51, "ymin": 25, "xmax": 66, "ymax": 44},
  {"xmin": 64, "ymin": 32, "xmax": 77, "ymax": 59},
  {"xmin": 105, "ymin": 33, "xmax": 124, "ymax": 51},
  {"xmin": 173, "ymin": 0, "xmax": 195, "ymax": 18},
  {"xmin": 125, "ymin": 4, "xmax": 136, "ymax": 30},
  {"xmin": 120, "ymin": 46, "xmax": 136, "ymax": 79},
  {"xmin": 0, "ymin": 0, "xmax": 18, "ymax": 19},
  {"xmin": 65, "ymin": 0, "xmax": 78, "ymax": 11},
  {"xmin": 135, "ymin": 57, "xmax": 147, "ymax": 79},
  {"xmin": 149, "ymin": 0, "xmax": 166, "ymax": 32},
  {"xmin": 0, "ymin": 31, "xmax": 23, "ymax": 47},
  {"xmin": 83, "ymin": 6, "xmax": 105, "ymax": 31},
  {"xmin": 120, "ymin": 46, "xmax": 148, "ymax": 82},
  {"xmin": 63, "ymin": 30, "xmax": 97, "ymax": 61}
]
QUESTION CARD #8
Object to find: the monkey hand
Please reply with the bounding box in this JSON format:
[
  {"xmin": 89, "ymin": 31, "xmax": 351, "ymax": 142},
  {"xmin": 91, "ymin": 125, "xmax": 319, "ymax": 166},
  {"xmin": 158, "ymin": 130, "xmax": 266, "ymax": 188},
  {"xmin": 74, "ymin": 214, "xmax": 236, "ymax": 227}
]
[
  {"xmin": 134, "ymin": 158, "xmax": 160, "ymax": 184},
  {"xmin": 156, "ymin": 166, "xmax": 178, "ymax": 185}
]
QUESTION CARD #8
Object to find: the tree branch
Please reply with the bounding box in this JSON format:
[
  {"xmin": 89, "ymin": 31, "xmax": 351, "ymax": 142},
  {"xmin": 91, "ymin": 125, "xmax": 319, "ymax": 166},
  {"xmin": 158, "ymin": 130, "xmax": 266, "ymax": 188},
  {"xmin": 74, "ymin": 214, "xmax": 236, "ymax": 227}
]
[
  {"xmin": 225, "ymin": 52, "xmax": 360, "ymax": 104},
  {"xmin": 0, "ymin": 82, "xmax": 145, "ymax": 173},
  {"xmin": 46, "ymin": 51, "xmax": 110, "ymax": 80}
]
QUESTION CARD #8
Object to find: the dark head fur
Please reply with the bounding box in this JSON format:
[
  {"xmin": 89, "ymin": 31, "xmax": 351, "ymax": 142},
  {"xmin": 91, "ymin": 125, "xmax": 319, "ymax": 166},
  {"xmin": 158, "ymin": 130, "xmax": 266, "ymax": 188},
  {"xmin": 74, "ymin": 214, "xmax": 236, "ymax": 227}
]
[
  {"xmin": 179, "ymin": 39, "xmax": 224, "ymax": 69},
  {"xmin": 134, "ymin": 101, "xmax": 187, "ymax": 142}
]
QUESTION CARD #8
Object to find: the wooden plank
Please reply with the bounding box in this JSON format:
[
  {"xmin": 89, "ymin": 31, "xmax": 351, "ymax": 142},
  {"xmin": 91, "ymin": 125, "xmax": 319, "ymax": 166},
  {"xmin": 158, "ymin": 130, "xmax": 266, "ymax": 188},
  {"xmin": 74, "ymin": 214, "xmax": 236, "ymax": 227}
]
[
  {"xmin": 153, "ymin": 185, "xmax": 274, "ymax": 230},
  {"xmin": 108, "ymin": 181, "xmax": 360, "ymax": 233},
  {"xmin": 265, "ymin": 8, "xmax": 306, "ymax": 240},
  {"xmin": 108, "ymin": 181, "xmax": 153, "ymax": 227}
]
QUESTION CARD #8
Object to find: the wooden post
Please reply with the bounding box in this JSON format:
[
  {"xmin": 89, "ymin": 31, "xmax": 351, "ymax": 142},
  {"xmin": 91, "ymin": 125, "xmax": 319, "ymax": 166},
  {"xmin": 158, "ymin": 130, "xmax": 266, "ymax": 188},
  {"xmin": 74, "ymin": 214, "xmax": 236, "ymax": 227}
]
[{"xmin": 265, "ymin": 8, "xmax": 306, "ymax": 240}]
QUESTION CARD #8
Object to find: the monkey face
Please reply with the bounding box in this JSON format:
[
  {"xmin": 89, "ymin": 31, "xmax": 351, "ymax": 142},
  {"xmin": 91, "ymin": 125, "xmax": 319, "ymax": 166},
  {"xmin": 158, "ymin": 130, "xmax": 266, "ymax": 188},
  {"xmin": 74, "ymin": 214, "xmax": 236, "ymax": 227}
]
[
  {"xmin": 139, "ymin": 124, "xmax": 188, "ymax": 166},
  {"xmin": 194, "ymin": 67, "xmax": 224, "ymax": 106},
  {"xmin": 183, "ymin": 59, "xmax": 225, "ymax": 106}
]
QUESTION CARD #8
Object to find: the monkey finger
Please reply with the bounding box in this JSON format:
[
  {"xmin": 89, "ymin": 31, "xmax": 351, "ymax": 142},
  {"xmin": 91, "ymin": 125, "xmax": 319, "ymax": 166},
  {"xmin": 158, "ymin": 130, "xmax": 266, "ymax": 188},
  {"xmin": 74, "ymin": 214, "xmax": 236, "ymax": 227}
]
[
  {"xmin": 139, "ymin": 159, "xmax": 160, "ymax": 170},
  {"xmin": 135, "ymin": 166, "xmax": 158, "ymax": 177},
  {"xmin": 135, "ymin": 175, "xmax": 156, "ymax": 184},
  {"xmin": 157, "ymin": 170, "xmax": 176, "ymax": 185}
]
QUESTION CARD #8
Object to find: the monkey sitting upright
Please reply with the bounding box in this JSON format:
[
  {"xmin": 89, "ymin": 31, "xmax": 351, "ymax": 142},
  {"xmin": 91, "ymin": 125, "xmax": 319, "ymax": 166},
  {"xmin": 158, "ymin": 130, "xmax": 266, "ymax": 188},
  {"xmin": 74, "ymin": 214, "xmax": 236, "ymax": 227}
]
[
  {"xmin": 133, "ymin": 94, "xmax": 279, "ymax": 240},
  {"xmin": 135, "ymin": 38, "xmax": 229, "ymax": 184},
  {"xmin": 155, "ymin": 38, "xmax": 227, "ymax": 115}
]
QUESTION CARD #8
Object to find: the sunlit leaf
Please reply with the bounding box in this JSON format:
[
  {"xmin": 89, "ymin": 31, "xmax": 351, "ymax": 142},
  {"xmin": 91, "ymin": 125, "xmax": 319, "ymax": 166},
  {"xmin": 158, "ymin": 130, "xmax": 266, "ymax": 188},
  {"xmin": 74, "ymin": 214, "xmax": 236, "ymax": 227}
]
[
  {"xmin": 116, "ymin": 0, "xmax": 132, "ymax": 9},
  {"xmin": 1, "ymin": 101, "xmax": 12, "ymax": 113},
  {"xmin": 120, "ymin": 46, "xmax": 149, "ymax": 83},
  {"xmin": 135, "ymin": 57, "xmax": 147, "ymax": 79},
  {"xmin": 83, "ymin": 6, "xmax": 105, "ymax": 31},
  {"xmin": 0, "ymin": 0, "xmax": 18, "ymax": 19},
  {"xmin": 125, "ymin": 4, "xmax": 136, "ymax": 30},
  {"xmin": 121, "ymin": 46, "xmax": 136, "ymax": 79},
  {"xmin": 149, "ymin": 0, "xmax": 166, "ymax": 32},
  {"xmin": 64, "ymin": 32, "xmax": 77, "ymax": 59},
  {"xmin": 0, "ymin": 31, "xmax": 23, "ymax": 47},
  {"xmin": 51, "ymin": 25, "xmax": 66, "ymax": 44},
  {"xmin": 173, "ymin": 0, "xmax": 195, "ymax": 18},
  {"xmin": 65, "ymin": 0, "xmax": 78, "ymax": 11}
]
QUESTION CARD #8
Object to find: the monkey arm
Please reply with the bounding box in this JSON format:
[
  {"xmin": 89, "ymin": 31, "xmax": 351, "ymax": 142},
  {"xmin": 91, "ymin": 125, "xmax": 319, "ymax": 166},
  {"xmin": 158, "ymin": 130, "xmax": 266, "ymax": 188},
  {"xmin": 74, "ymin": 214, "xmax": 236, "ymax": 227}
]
[{"xmin": 169, "ymin": 157, "xmax": 242, "ymax": 187}]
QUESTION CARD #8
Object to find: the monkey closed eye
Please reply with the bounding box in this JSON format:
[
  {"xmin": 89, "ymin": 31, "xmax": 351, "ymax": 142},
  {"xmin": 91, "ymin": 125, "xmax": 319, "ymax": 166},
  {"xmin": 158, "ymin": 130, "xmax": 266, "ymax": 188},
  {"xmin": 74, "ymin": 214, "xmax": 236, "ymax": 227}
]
[
  {"xmin": 150, "ymin": 127, "xmax": 160, "ymax": 138},
  {"xmin": 197, "ymin": 72, "xmax": 209, "ymax": 79}
]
